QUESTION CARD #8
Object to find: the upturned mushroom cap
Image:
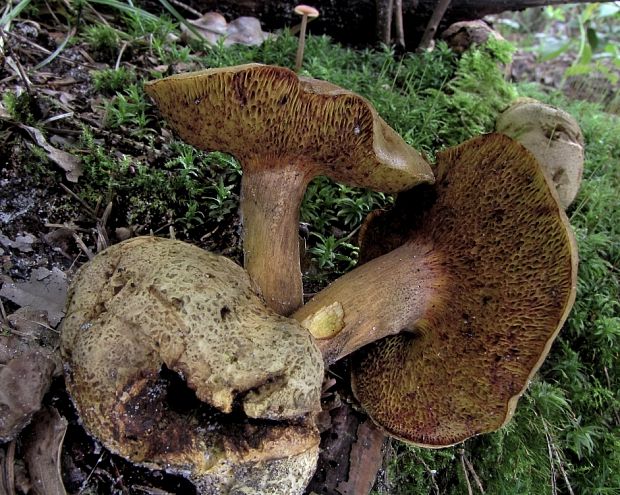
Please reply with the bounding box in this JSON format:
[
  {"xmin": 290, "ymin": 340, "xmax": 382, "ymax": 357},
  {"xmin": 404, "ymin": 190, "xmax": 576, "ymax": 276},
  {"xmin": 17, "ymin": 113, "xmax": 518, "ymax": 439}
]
[
  {"xmin": 496, "ymin": 97, "xmax": 585, "ymax": 209},
  {"xmin": 145, "ymin": 64, "xmax": 431, "ymax": 191},
  {"xmin": 350, "ymin": 133, "xmax": 578, "ymax": 446},
  {"xmin": 61, "ymin": 236, "xmax": 323, "ymax": 493},
  {"xmin": 145, "ymin": 64, "xmax": 432, "ymax": 315},
  {"xmin": 295, "ymin": 133, "xmax": 577, "ymax": 446}
]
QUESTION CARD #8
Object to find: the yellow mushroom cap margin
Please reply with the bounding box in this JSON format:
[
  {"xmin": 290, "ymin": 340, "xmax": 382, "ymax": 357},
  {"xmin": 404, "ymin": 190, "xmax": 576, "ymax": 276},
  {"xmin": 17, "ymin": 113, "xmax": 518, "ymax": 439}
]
[
  {"xmin": 60, "ymin": 237, "xmax": 323, "ymax": 493},
  {"xmin": 351, "ymin": 133, "xmax": 578, "ymax": 447}
]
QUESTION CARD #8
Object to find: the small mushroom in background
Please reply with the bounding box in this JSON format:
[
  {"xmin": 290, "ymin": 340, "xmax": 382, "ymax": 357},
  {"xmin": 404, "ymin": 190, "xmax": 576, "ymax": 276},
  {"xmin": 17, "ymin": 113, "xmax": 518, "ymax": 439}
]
[
  {"xmin": 441, "ymin": 20, "xmax": 505, "ymax": 54},
  {"xmin": 293, "ymin": 5, "xmax": 319, "ymax": 72},
  {"xmin": 294, "ymin": 133, "xmax": 577, "ymax": 446},
  {"xmin": 145, "ymin": 64, "xmax": 433, "ymax": 316},
  {"xmin": 496, "ymin": 97, "xmax": 585, "ymax": 209},
  {"xmin": 181, "ymin": 12, "xmax": 271, "ymax": 47},
  {"xmin": 225, "ymin": 17, "xmax": 272, "ymax": 47},
  {"xmin": 60, "ymin": 236, "xmax": 324, "ymax": 494}
]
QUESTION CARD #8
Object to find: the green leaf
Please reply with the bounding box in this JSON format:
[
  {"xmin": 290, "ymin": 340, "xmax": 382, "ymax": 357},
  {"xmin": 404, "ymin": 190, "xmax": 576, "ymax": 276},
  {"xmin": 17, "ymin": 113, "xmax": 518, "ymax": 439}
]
[{"xmin": 586, "ymin": 27, "xmax": 599, "ymax": 51}]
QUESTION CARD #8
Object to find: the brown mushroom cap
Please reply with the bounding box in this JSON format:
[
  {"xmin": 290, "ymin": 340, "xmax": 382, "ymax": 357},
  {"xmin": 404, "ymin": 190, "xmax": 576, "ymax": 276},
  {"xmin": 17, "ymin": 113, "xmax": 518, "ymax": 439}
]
[
  {"xmin": 295, "ymin": 133, "xmax": 577, "ymax": 446},
  {"xmin": 145, "ymin": 64, "xmax": 432, "ymax": 315},
  {"xmin": 61, "ymin": 236, "xmax": 323, "ymax": 492}
]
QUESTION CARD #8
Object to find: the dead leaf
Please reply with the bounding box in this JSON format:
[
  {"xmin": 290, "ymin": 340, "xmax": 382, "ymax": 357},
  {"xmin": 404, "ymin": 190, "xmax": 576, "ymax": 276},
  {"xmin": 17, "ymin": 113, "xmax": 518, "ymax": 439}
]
[
  {"xmin": 0, "ymin": 338, "xmax": 56, "ymax": 442},
  {"xmin": 23, "ymin": 407, "xmax": 68, "ymax": 495},
  {"xmin": 0, "ymin": 267, "xmax": 68, "ymax": 326},
  {"xmin": 0, "ymin": 231, "xmax": 37, "ymax": 253},
  {"xmin": 8, "ymin": 306, "xmax": 58, "ymax": 345},
  {"xmin": 18, "ymin": 124, "xmax": 82, "ymax": 182}
]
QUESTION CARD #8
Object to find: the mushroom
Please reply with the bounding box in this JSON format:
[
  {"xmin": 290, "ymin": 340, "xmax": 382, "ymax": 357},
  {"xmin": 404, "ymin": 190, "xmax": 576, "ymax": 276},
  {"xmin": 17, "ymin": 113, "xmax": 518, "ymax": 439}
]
[
  {"xmin": 496, "ymin": 97, "xmax": 585, "ymax": 209},
  {"xmin": 145, "ymin": 64, "xmax": 433, "ymax": 315},
  {"xmin": 61, "ymin": 236, "xmax": 324, "ymax": 493},
  {"xmin": 293, "ymin": 5, "xmax": 319, "ymax": 72},
  {"xmin": 224, "ymin": 17, "xmax": 271, "ymax": 47},
  {"xmin": 294, "ymin": 133, "xmax": 577, "ymax": 445}
]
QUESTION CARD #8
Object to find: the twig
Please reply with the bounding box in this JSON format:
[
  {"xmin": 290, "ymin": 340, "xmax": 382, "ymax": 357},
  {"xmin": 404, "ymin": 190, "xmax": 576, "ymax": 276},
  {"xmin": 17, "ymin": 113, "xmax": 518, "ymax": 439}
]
[
  {"xmin": 544, "ymin": 427, "xmax": 558, "ymax": 494},
  {"xmin": 5, "ymin": 441, "xmax": 16, "ymax": 495},
  {"xmin": 73, "ymin": 233, "xmax": 94, "ymax": 260},
  {"xmin": 60, "ymin": 183, "xmax": 98, "ymax": 218},
  {"xmin": 114, "ymin": 41, "xmax": 128, "ymax": 70},
  {"xmin": 78, "ymin": 451, "xmax": 105, "ymax": 495},
  {"xmin": 463, "ymin": 451, "xmax": 485, "ymax": 493},
  {"xmin": 412, "ymin": 451, "xmax": 440, "ymax": 495},
  {"xmin": 459, "ymin": 448, "xmax": 474, "ymax": 495},
  {"xmin": 0, "ymin": 297, "xmax": 7, "ymax": 324},
  {"xmin": 167, "ymin": 0, "xmax": 201, "ymax": 18},
  {"xmin": 418, "ymin": 0, "xmax": 452, "ymax": 50}
]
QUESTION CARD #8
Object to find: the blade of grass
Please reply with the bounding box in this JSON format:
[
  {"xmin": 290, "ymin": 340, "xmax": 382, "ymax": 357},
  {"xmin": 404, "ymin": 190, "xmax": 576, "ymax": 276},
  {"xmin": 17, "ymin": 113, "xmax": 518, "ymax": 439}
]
[
  {"xmin": 0, "ymin": 0, "xmax": 32, "ymax": 28},
  {"xmin": 33, "ymin": 26, "xmax": 76, "ymax": 70},
  {"xmin": 156, "ymin": 0, "xmax": 208, "ymax": 43},
  {"xmin": 85, "ymin": 0, "xmax": 159, "ymax": 22}
]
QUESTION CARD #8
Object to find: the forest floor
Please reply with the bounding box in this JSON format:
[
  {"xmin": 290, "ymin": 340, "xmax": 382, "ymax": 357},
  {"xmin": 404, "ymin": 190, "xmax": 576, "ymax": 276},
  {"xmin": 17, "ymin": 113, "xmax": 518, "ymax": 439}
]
[{"xmin": 0, "ymin": 4, "xmax": 618, "ymax": 495}]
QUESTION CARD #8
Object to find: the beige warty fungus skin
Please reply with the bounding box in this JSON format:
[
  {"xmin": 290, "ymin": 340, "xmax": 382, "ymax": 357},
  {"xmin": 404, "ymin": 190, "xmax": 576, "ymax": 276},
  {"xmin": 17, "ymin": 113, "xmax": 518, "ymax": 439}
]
[
  {"xmin": 61, "ymin": 236, "xmax": 323, "ymax": 494},
  {"xmin": 145, "ymin": 64, "xmax": 433, "ymax": 316},
  {"xmin": 294, "ymin": 133, "xmax": 578, "ymax": 447},
  {"xmin": 496, "ymin": 97, "xmax": 585, "ymax": 210}
]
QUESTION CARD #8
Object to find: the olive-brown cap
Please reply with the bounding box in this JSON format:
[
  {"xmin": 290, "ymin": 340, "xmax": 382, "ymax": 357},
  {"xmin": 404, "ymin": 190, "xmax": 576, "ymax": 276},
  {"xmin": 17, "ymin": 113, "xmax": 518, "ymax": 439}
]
[
  {"xmin": 145, "ymin": 64, "xmax": 433, "ymax": 316},
  {"xmin": 145, "ymin": 64, "xmax": 432, "ymax": 191},
  {"xmin": 308, "ymin": 133, "xmax": 577, "ymax": 446},
  {"xmin": 61, "ymin": 237, "xmax": 323, "ymax": 491}
]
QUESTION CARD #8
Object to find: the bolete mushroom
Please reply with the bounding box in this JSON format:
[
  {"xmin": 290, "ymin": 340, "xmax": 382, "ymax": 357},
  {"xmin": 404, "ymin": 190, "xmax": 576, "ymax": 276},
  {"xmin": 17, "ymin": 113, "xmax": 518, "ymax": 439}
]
[
  {"xmin": 61, "ymin": 236, "xmax": 324, "ymax": 493},
  {"xmin": 145, "ymin": 64, "xmax": 432, "ymax": 315},
  {"xmin": 294, "ymin": 133, "xmax": 577, "ymax": 446},
  {"xmin": 496, "ymin": 97, "xmax": 585, "ymax": 209}
]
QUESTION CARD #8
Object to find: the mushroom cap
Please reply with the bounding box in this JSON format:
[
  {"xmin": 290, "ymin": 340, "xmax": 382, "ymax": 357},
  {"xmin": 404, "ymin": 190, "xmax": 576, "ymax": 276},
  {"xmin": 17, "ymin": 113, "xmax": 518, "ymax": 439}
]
[
  {"xmin": 294, "ymin": 5, "xmax": 319, "ymax": 18},
  {"xmin": 351, "ymin": 133, "xmax": 578, "ymax": 447},
  {"xmin": 145, "ymin": 64, "xmax": 433, "ymax": 193},
  {"xmin": 61, "ymin": 237, "xmax": 323, "ymax": 491},
  {"xmin": 496, "ymin": 97, "xmax": 585, "ymax": 209}
]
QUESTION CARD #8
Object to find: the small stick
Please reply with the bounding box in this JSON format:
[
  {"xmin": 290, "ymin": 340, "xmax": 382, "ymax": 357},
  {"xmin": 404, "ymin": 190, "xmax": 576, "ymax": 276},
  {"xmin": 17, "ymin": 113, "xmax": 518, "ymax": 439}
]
[
  {"xmin": 418, "ymin": 0, "xmax": 452, "ymax": 50},
  {"xmin": 60, "ymin": 183, "xmax": 98, "ymax": 218},
  {"xmin": 73, "ymin": 233, "xmax": 94, "ymax": 260},
  {"xmin": 459, "ymin": 448, "xmax": 474, "ymax": 495}
]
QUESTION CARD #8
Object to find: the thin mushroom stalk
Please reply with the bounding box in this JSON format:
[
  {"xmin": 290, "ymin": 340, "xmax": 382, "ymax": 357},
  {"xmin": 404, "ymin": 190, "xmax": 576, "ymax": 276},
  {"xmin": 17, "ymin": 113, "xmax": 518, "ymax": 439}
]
[
  {"xmin": 294, "ymin": 5, "xmax": 319, "ymax": 72},
  {"xmin": 295, "ymin": 133, "xmax": 578, "ymax": 447},
  {"xmin": 146, "ymin": 64, "xmax": 433, "ymax": 316}
]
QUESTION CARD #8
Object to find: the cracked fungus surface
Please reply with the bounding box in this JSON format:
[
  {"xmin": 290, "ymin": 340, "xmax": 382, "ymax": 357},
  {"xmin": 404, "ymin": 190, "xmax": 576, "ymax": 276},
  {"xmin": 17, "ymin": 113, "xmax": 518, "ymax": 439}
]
[
  {"xmin": 61, "ymin": 236, "xmax": 323, "ymax": 493},
  {"xmin": 352, "ymin": 133, "xmax": 577, "ymax": 447},
  {"xmin": 145, "ymin": 64, "xmax": 432, "ymax": 192}
]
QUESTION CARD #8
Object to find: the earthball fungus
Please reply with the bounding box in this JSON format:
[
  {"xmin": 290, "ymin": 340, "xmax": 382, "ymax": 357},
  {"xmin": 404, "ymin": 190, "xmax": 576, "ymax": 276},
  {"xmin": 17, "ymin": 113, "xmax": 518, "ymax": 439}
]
[
  {"xmin": 295, "ymin": 133, "xmax": 577, "ymax": 446},
  {"xmin": 496, "ymin": 97, "xmax": 585, "ymax": 209},
  {"xmin": 145, "ymin": 64, "xmax": 433, "ymax": 316},
  {"xmin": 61, "ymin": 236, "xmax": 324, "ymax": 494}
]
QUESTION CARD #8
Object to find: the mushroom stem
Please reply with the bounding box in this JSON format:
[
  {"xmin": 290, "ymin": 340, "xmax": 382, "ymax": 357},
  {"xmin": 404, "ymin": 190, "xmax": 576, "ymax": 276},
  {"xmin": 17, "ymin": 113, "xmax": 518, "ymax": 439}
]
[
  {"xmin": 294, "ymin": 14, "xmax": 309, "ymax": 72},
  {"xmin": 294, "ymin": 240, "xmax": 447, "ymax": 364},
  {"xmin": 241, "ymin": 157, "xmax": 318, "ymax": 315}
]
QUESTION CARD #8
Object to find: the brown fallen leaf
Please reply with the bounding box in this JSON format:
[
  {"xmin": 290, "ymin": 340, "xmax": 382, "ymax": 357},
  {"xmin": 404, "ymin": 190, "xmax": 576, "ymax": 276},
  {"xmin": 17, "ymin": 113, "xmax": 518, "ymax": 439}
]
[
  {"xmin": 0, "ymin": 337, "xmax": 56, "ymax": 442},
  {"xmin": 0, "ymin": 267, "xmax": 68, "ymax": 327},
  {"xmin": 18, "ymin": 124, "xmax": 82, "ymax": 182},
  {"xmin": 23, "ymin": 407, "xmax": 68, "ymax": 495},
  {"xmin": 0, "ymin": 232, "xmax": 37, "ymax": 253}
]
